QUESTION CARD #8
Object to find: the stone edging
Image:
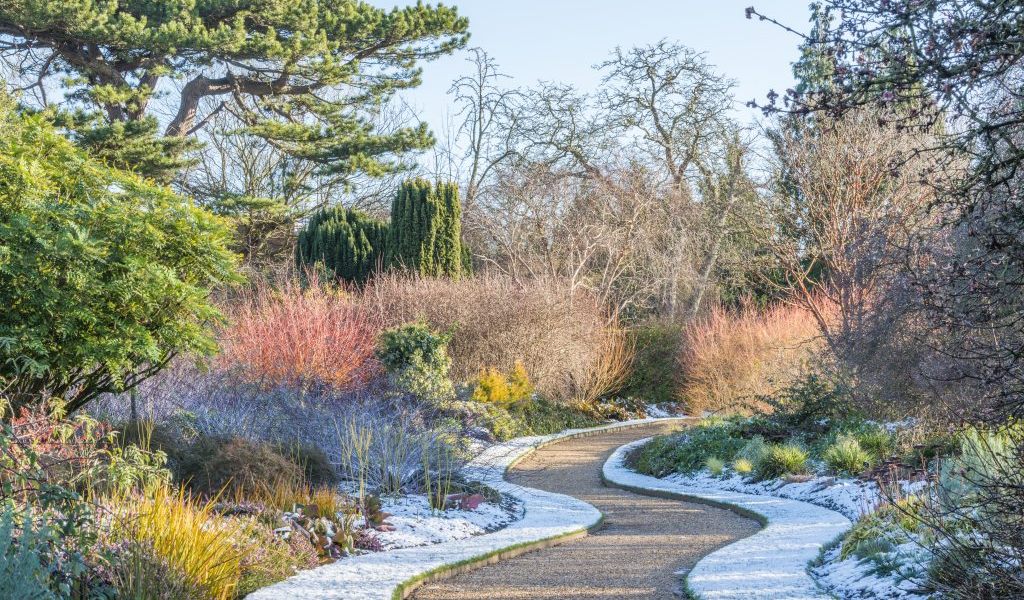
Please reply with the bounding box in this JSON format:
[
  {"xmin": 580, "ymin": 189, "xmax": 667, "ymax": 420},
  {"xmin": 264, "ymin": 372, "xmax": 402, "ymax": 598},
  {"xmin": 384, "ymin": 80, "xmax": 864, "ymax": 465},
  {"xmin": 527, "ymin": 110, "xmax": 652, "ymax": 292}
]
[
  {"xmin": 248, "ymin": 417, "xmax": 689, "ymax": 600},
  {"xmin": 602, "ymin": 437, "xmax": 851, "ymax": 600}
]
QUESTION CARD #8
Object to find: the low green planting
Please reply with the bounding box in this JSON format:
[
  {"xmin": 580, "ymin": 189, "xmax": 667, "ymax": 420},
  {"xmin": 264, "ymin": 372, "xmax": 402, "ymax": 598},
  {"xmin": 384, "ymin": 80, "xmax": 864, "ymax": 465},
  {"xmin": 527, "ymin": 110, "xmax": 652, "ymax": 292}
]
[
  {"xmin": 822, "ymin": 435, "xmax": 873, "ymax": 476},
  {"xmin": 470, "ymin": 397, "xmax": 604, "ymax": 441},
  {"xmin": 632, "ymin": 418, "xmax": 747, "ymax": 477},
  {"xmin": 629, "ymin": 368, "xmax": 966, "ymax": 483},
  {"xmin": 754, "ymin": 443, "xmax": 809, "ymax": 480}
]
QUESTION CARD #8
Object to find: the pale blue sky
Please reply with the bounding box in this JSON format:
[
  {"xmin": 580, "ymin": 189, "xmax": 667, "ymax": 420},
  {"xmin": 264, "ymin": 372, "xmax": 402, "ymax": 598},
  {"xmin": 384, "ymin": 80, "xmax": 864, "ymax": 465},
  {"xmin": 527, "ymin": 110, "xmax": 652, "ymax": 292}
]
[{"xmin": 370, "ymin": 1, "xmax": 814, "ymax": 131}]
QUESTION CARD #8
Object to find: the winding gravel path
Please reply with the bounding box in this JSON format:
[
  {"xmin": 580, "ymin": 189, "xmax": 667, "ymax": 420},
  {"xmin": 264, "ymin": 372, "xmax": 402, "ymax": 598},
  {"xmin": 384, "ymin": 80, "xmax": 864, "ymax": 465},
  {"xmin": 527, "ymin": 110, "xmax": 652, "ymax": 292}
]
[{"xmin": 412, "ymin": 422, "xmax": 761, "ymax": 599}]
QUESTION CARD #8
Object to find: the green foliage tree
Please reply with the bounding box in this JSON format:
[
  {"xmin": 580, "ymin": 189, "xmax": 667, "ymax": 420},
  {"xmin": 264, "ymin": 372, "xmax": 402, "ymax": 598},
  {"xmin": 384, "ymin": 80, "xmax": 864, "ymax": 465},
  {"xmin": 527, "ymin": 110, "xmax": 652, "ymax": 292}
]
[
  {"xmin": 0, "ymin": 97, "xmax": 241, "ymax": 413},
  {"xmin": 0, "ymin": 0, "xmax": 469, "ymax": 181},
  {"xmin": 387, "ymin": 179, "xmax": 463, "ymax": 278},
  {"xmin": 295, "ymin": 207, "xmax": 388, "ymax": 284}
]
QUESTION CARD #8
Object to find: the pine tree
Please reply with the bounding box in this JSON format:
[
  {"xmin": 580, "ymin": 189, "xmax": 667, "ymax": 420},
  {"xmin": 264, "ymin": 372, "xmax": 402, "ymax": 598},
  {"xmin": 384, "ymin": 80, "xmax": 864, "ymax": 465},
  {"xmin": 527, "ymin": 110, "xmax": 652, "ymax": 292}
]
[
  {"xmin": 296, "ymin": 207, "xmax": 388, "ymax": 284},
  {"xmin": 0, "ymin": 1, "xmax": 468, "ymax": 180}
]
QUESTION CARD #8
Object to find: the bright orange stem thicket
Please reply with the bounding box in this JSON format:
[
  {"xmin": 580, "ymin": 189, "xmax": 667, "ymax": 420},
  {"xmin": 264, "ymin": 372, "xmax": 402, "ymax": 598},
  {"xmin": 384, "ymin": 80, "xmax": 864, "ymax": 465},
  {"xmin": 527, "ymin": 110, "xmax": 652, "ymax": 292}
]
[
  {"xmin": 218, "ymin": 278, "xmax": 381, "ymax": 390},
  {"xmin": 679, "ymin": 302, "xmax": 828, "ymax": 415}
]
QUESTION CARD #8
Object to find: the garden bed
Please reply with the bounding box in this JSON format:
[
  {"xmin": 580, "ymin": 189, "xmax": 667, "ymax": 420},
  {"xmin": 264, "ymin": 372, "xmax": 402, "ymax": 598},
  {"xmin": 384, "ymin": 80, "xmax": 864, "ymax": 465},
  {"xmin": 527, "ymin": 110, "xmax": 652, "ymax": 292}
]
[
  {"xmin": 624, "ymin": 410, "xmax": 945, "ymax": 600},
  {"xmin": 248, "ymin": 418, "xmax": 683, "ymax": 600}
]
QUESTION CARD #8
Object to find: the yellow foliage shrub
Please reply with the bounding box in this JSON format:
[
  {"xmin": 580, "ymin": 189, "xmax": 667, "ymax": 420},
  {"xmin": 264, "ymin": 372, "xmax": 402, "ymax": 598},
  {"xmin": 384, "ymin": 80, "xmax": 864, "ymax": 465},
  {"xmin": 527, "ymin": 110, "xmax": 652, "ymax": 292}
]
[{"xmin": 472, "ymin": 361, "xmax": 534, "ymax": 406}]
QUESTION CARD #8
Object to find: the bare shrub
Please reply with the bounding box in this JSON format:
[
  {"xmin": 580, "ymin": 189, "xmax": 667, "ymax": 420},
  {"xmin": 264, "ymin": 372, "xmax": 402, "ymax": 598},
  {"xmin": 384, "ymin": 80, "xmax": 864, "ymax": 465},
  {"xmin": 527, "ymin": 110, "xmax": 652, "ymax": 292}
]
[
  {"xmin": 358, "ymin": 273, "xmax": 608, "ymax": 402},
  {"xmin": 679, "ymin": 302, "xmax": 826, "ymax": 415},
  {"xmin": 218, "ymin": 276, "xmax": 381, "ymax": 391},
  {"xmin": 569, "ymin": 321, "xmax": 635, "ymax": 405}
]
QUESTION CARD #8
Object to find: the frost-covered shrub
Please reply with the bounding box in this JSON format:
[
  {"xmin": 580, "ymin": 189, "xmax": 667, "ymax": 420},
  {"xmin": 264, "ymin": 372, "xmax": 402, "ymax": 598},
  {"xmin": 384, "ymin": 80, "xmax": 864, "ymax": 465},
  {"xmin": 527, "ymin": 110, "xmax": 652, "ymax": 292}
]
[
  {"xmin": 754, "ymin": 443, "xmax": 809, "ymax": 480},
  {"xmin": 335, "ymin": 408, "xmax": 461, "ymax": 497},
  {"xmin": 823, "ymin": 435, "xmax": 873, "ymax": 476}
]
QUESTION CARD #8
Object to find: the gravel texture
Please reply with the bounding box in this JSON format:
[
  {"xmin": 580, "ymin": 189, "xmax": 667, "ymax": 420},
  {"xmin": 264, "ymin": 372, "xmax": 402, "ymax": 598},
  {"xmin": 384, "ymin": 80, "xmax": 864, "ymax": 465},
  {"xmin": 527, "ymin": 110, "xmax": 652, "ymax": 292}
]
[{"xmin": 413, "ymin": 422, "xmax": 760, "ymax": 599}]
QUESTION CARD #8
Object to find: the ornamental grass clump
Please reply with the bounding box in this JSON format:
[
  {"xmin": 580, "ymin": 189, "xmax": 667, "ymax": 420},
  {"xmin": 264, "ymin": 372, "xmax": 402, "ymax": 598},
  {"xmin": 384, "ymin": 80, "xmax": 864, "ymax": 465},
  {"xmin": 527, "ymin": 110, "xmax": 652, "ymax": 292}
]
[
  {"xmin": 823, "ymin": 435, "xmax": 873, "ymax": 476},
  {"xmin": 108, "ymin": 485, "xmax": 246, "ymax": 600},
  {"xmin": 732, "ymin": 457, "xmax": 754, "ymax": 475},
  {"xmin": 705, "ymin": 457, "xmax": 725, "ymax": 477},
  {"xmin": 754, "ymin": 443, "xmax": 809, "ymax": 481}
]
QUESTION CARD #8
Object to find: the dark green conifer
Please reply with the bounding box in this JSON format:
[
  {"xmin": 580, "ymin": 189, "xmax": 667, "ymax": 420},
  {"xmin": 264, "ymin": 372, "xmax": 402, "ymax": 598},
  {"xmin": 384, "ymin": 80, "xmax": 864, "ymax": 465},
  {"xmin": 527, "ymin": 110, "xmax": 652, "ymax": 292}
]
[{"xmin": 296, "ymin": 207, "xmax": 388, "ymax": 284}]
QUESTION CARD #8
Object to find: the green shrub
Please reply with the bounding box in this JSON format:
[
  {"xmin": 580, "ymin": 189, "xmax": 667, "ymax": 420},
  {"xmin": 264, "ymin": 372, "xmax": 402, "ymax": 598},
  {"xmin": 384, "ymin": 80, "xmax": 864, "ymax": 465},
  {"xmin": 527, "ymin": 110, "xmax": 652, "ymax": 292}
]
[
  {"xmin": 939, "ymin": 426, "xmax": 1017, "ymax": 505},
  {"xmin": 377, "ymin": 322, "xmax": 455, "ymax": 404},
  {"xmin": 295, "ymin": 206, "xmax": 389, "ymax": 284},
  {"xmin": 823, "ymin": 435, "xmax": 873, "ymax": 476},
  {"xmin": 479, "ymin": 404, "xmax": 520, "ymax": 442},
  {"xmin": 736, "ymin": 435, "xmax": 769, "ymax": 463},
  {"xmin": 754, "ymin": 443, "xmax": 809, "ymax": 480},
  {"xmin": 759, "ymin": 372, "xmax": 856, "ymax": 435},
  {"xmin": 0, "ymin": 98, "xmax": 240, "ymax": 413},
  {"xmin": 0, "ymin": 511, "xmax": 60, "ymax": 600},
  {"xmin": 619, "ymin": 323, "xmax": 682, "ymax": 405},
  {"xmin": 840, "ymin": 513, "xmax": 901, "ymax": 563},
  {"xmin": 705, "ymin": 457, "xmax": 725, "ymax": 477}
]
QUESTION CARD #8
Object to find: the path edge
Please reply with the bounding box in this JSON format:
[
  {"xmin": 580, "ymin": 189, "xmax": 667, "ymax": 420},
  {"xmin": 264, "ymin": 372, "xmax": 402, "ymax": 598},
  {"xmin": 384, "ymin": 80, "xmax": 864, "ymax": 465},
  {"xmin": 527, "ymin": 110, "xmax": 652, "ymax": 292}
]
[
  {"xmin": 391, "ymin": 417, "xmax": 690, "ymax": 600},
  {"xmin": 602, "ymin": 437, "xmax": 851, "ymax": 600}
]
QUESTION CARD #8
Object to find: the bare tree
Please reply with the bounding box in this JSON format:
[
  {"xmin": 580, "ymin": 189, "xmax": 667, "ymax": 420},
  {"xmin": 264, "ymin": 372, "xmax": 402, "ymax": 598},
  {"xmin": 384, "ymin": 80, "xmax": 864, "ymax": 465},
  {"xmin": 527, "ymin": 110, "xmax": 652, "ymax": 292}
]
[
  {"xmin": 761, "ymin": 109, "xmax": 940, "ymax": 355},
  {"xmin": 446, "ymin": 41, "xmax": 769, "ymax": 320},
  {"xmin": 447, "ymin": 48, "xmax": 522, "ymax": 208}
]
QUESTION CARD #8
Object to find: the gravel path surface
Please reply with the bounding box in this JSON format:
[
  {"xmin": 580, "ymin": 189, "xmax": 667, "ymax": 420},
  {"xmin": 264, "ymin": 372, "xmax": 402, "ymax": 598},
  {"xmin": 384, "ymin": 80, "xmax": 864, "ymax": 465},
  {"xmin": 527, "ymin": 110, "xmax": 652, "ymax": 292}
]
[{"xmin": 412, "ymin": 422, "xmax": 761, "ymax": 599}]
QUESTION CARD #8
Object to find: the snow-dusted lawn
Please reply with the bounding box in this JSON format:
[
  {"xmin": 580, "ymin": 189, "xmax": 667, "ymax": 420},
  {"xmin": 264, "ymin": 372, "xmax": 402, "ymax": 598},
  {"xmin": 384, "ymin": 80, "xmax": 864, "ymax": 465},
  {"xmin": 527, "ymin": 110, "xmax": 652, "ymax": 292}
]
[
  {"xmin": 604, "ymin": 437, "xmax": 852, "ymax": 600},
  {"xmin": 248, "ymin": 418, "xmax": 680, "ymax": 599}
]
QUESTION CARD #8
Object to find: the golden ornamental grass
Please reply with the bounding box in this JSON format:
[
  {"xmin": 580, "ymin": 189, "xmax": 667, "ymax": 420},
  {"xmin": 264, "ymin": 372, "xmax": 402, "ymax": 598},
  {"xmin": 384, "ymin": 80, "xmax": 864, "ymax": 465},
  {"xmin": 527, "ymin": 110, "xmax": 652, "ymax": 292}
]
[{"xmin": 109, "ymin": 485, "xmax": 245, "ymax": 600}]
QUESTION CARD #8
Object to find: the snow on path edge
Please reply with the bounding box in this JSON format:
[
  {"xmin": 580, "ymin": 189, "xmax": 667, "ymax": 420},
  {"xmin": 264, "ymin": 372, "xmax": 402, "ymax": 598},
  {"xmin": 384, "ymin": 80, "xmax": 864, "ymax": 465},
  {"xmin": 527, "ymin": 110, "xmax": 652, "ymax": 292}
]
[
  {"xmin": 248, "ymin": 418, "xmax": 687, "ymax": 600},
  {"xmin": 602, "ymin": 437, "xmax": 852, "ymax": 600}
]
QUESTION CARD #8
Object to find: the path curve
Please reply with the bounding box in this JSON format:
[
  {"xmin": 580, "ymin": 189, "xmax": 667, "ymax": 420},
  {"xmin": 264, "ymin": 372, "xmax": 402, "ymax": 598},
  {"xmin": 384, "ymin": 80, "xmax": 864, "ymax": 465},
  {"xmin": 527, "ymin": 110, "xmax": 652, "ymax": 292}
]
[{"xmin": 412, "ymin": 422, "xmax": 760, "ymax": 600}]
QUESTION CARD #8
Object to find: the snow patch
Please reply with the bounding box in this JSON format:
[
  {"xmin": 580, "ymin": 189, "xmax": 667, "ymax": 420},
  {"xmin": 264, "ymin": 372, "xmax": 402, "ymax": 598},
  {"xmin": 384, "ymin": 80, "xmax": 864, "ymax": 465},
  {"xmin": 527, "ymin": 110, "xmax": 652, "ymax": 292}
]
[{"xmin": 373, "ymin": 495, "xmax": 521, "ymax": 551}]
